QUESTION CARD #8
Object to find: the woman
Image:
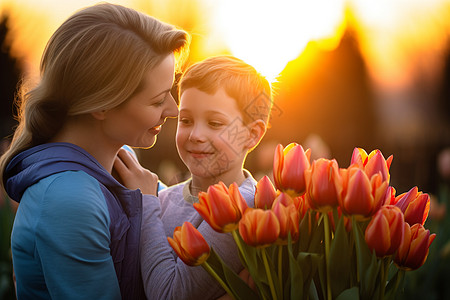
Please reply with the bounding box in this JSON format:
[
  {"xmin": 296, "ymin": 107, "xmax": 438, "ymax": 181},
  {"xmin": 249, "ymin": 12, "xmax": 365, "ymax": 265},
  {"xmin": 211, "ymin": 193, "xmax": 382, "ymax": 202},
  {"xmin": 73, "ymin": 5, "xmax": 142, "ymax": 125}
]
[{"xmin": 0, "ymin": 3, "xmax": 189, "ymax": 299}]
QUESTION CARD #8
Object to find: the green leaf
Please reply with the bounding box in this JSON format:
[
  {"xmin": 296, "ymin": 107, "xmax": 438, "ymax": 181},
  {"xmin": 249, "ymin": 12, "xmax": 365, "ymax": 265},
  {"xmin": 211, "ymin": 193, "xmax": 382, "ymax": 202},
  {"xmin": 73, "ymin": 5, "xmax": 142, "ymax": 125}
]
[
  {"xmin": 336, "ymin": 287, "xmax": 360, "ymax": 300},
  {"xmin": 363, "ymin": 252, "xmax": 381, "ymax": 299},
  {"xmin": 351, "ymin": 217, "xmax": 373, "ymax": 298},
  {"xmin": 384, "ymin": 268, "xmax": 405, "ymax": 300},
  {"xmin": 329, "ymin": 214, "xmax": 352, "ymax": 298},
  {"xmin": 288, "ymin": 237, "xmax": 304, "ymax": 299}
]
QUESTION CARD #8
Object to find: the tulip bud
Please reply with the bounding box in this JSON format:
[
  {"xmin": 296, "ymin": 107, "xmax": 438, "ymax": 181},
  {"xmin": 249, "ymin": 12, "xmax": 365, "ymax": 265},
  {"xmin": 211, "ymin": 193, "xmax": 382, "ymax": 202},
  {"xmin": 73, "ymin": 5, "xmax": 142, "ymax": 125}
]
[
  {"xmin": 254, "ymin": 176, "xmax": 277, "ymax": 210},
  {"xmin": 365, "ymin": 205, "xmax": 405, "ymax": 257},
  {"xmin": 394, "ymin": 223, "xmax": 436, "ymax": 270},
  {"xmin": 167, "ymin": 222, "xmax": 210, "ymax": 266},
  {"xmin": 194, "ymin": 182, "xmax": 248, "ymax": 233},
  {"xmin": 273, "ymin": 143, "xmax": 311, "ymax": 197},
  {"xmin": 239, "ymin": 208, "xmax": 280, "ymax": 248}
]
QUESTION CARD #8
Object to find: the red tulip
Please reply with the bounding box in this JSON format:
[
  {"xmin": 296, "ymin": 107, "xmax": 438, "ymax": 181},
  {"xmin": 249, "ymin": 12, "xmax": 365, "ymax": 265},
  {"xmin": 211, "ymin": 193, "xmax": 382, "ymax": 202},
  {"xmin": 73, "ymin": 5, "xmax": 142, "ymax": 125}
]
[
  {"xmin": 351, "ymin": 148, "xmax": 393, "ymax": 183},
  {"xmin": 273, "ymin": 143, "xmax": 311, "ymax": 197},
  {"xmin": 392, "ymin": 187, "xmax": 430, "ymax": 226},
  {"xmin": 272, "ymin": 201, "xmax": 300, "ymax": 244},
  {"xmin": 305, "ymin": 158, "xmax": 341, "ymax": 212},
  {"xmin": 394, "ymin": 223, "xmax": 436, "ymax": 270},
  {"xmin": 239, "ymin": 208, "xmax": 280, "ymax": 248},
  {"xmin": 365, "ymin": 205, "xmax": 405, "ymax": 257},
  {"xmin": 167, "ymin": 222, "xmax": 210, "ymax": 266},
  {"xmin": 254, "ymin": 175, "xmax": 277, "ymax": 210},
  {"xmin": 339, "ymin": 165, "xmax": 389, "ymax": 218},
  {"xmin": 194, "ymin": 182, "xmax": 248, "ymax": 233}
]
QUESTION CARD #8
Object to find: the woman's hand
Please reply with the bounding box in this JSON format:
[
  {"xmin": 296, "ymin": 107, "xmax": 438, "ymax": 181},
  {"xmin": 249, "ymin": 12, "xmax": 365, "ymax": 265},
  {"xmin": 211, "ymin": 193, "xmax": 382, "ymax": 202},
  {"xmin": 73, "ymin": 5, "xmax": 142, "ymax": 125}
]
[{"xmin": 113, "ymin": 148, "xmax": 158, "ymax": 195}]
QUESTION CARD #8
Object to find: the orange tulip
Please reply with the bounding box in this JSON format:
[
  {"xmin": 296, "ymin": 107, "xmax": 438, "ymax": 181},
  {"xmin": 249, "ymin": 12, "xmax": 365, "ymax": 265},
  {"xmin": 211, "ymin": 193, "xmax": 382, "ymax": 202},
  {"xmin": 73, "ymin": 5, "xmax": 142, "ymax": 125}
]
[
  {"xmin": 394, "ymin": 223, "xmax": 436, "ymax": 270},
  {"xmin": 272, "ymin": 201, "xmax": 300, "ymax": 244},
  {"xmin": 239, "ymin": 208, "xmax": 280, "ymax": 248},
  {"xmin": 167, "ymin": 222, "xmax": 210, "ymax": 266},
  {"xmin": 305, "ymin": 158, "xmax": 341, "ymax": 212},
  {"xmin": 339, "ymin": 165, "xmax": 389, "ymax": 218},
  {"xmin": 254, "ymin": 175, "xmax": 277, "ymax": 210},
  {"xmin": 273, "ymin": 143, "xmax": 311, "ymax": 197},
  {"xmin": 194, "ymin": 182, "xmax": 248, "ymax": 233},
  {"xmin": 351, "ymin": 148, "xmax": 393, "ymax": 183},
  {"xmin": 392, "ymin": 187, "xmax": 430, "ymax": 226},
  {"xmin": 365, "ymin": 205, "xmax": 405, "ymax": 257},
  {"xmin": 272, "ymin": 192, "xmax": 294, "ymax": 207}
]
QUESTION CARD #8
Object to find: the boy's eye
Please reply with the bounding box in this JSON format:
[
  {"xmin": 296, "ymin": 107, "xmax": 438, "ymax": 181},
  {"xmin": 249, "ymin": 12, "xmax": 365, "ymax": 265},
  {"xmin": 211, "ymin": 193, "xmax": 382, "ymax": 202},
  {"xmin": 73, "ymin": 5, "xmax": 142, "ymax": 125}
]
[
  {"xmin": 179, "ymin": 117, "xmax": 192, "ymax": 125},
  {"xmin": 209, "ymin": 121, "xmax": 224, "ymax": 128}
]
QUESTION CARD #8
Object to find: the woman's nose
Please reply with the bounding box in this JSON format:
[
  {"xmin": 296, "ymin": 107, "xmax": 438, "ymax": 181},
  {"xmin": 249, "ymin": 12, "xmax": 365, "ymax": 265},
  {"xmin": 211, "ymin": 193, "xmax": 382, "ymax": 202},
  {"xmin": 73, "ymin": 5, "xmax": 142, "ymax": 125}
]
[{"xmin": 164, "ymin": 93, "xmax": 179, "ymax": 119}]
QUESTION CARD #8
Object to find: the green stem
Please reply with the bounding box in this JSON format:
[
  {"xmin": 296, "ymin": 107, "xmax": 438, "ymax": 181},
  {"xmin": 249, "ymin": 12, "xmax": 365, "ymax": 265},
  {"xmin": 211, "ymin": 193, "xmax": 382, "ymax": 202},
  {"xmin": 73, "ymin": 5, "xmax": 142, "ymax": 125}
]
[
  {"xmin": 277, "ymin": 244, "xmax": 283, "ymax": 292},
  {"xmin": 232, "ymin": 230, "xmax": 249, "ymax": 268},
  {"xmin": 323, "ymin": 213, "xmax": 332, "ymax": 300},
  {"xmin": 261, "ymin": 248, "xmax": 278, "ymax": 300},
  {"xmin": 351, "ymin": 215, "xmax": 361, "ymax": 284},
  {"xmin": 379, "ymin": 258, "xmax": 390, "ymax": 300},
  {"xmin": 202, "ymin": 261, "xmax": 236, "ymax": 300}
]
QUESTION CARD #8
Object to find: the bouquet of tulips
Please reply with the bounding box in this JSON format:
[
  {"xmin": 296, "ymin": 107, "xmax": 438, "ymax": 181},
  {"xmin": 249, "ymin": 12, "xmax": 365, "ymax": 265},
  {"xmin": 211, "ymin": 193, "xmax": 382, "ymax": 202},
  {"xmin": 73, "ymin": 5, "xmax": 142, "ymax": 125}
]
[{"xmin": 168, "ymin": 143, "xmax": 436, "ymax": 300}]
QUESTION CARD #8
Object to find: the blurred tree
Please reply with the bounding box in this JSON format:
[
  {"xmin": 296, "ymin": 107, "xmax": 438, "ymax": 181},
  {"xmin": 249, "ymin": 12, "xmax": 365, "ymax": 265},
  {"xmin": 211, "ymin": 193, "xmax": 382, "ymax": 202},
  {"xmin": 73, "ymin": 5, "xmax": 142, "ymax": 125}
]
[
  {"xmin": 0, "ymin": 11, "xmax": 21, "ymax": 141},
  {"xmin": 0, "ymin": 11, "xmax": 20, "ymax": 300}
]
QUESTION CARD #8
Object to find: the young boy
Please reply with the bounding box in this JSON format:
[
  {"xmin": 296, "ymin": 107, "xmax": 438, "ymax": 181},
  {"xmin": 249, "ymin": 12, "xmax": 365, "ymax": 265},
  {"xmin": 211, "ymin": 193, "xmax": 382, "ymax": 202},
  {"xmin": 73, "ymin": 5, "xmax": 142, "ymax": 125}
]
[{"xmin": 140, "ymin": 55, "xmax": 273, "ymax": 299}]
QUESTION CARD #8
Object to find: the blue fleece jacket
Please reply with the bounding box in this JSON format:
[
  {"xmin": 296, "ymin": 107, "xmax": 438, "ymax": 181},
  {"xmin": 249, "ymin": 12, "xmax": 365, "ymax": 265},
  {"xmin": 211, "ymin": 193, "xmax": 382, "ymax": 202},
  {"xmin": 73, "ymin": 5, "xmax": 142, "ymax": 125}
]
[{"xmin": 4, "ymin": 142, "xmax": 147, "ymax": 300}]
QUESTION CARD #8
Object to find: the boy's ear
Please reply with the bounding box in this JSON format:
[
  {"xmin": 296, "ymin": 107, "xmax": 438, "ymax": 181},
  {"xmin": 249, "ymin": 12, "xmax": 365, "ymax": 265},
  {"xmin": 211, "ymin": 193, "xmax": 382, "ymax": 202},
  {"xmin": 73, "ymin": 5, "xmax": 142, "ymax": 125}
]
[
  {"xmin": 245, "ymin": 119, "xmax": 267, "ymax": 150},
  {"xmin": 91, "ymin": 110, "xmax": 107, "ymax": 121}
]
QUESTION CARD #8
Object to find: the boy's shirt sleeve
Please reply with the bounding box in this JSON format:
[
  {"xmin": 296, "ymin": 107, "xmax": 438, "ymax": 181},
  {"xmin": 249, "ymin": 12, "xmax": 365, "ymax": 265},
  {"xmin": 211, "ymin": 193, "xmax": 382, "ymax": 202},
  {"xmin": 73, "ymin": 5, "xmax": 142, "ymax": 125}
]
[
  {"xmin": 140, "ymin": 189, "xmax": 245, "ymax": 300},
  {"xmin": 35, "ymin": 171, "xmax": 121, "ymax": 299}
]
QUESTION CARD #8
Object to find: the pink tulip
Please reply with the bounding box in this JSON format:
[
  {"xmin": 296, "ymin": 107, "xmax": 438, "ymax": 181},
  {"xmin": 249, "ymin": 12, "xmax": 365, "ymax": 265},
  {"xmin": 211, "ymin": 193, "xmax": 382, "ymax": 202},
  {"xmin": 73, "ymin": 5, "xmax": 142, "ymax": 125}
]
[
  {"xmin": 273, "ymin": 143, "xmax": 311, "ymax": 197},
  {"xmin": 254, "ymin": 176, "xmax": 277, "ymax": 210},
  {"xmin": 392, "ymin": 187, "xmax": 430, "ymax": 226},
  {"xmin": 351, "ymin": 148, "xmax": 393, "ymax": 183},
  {"xmin": 304, "ymin": 158, "xmax": 341, "ymax": 212}
]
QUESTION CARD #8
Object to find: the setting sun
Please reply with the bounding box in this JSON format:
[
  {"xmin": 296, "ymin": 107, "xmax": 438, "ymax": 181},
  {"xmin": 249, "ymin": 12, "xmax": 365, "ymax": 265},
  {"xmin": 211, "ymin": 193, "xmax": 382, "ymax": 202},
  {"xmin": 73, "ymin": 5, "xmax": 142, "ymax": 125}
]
[{"xmin": 211, "ymin": 0, "xmax": 346, "ymax": 82}]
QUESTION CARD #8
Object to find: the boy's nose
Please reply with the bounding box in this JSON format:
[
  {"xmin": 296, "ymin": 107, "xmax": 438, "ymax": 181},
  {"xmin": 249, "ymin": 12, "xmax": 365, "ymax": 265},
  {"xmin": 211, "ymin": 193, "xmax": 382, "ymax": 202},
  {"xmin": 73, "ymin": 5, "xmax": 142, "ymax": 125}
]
[{"xmin": 189, "ymin": 124, "xmax": 207, "ymax": 143}]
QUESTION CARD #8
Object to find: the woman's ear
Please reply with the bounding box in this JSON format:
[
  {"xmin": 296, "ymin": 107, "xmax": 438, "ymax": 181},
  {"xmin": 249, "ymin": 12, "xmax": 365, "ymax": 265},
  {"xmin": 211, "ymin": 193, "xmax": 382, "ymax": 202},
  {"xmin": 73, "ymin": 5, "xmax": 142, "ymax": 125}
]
[
  {"xmin": 245, "ymin": 119, "xmax": 267, "ymax": 151},
  {"xmin": 91, "ymin": 110, "xmax": 108, "ymax": 121}
]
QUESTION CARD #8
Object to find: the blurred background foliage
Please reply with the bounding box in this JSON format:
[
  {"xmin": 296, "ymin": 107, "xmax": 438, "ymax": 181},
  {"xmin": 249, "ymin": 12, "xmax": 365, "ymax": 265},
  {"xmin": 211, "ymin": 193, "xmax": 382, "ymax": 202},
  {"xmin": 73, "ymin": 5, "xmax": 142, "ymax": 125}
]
[{"xmin": 1, "ymin": 0, "xmax": 450, "ymax": 299}]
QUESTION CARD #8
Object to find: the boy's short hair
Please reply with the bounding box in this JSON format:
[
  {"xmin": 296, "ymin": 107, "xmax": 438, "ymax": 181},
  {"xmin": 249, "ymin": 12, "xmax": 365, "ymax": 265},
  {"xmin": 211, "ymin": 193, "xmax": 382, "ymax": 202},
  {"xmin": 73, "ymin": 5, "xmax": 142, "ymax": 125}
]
[{"xmin": 179, "ymin": 55, "xmax": 273, "ymax": 125}]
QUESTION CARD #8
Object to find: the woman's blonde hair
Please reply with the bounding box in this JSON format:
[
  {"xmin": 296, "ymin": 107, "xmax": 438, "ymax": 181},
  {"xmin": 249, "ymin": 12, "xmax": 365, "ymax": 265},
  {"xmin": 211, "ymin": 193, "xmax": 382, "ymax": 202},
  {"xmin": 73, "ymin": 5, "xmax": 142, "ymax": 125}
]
[
  {"xmin": 0, "ymin": 3, "xmax": 190, "ymax": 189},
  {"xmin": 179, "ymin": 55, "xmax": 272, "ymax": 125}
]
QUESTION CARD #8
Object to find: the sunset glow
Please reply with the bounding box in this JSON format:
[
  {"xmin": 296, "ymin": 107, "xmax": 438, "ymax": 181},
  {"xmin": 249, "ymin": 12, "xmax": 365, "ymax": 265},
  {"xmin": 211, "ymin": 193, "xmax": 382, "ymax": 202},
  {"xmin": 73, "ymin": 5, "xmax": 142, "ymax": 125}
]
[
  {"xmin": 211, "ymin": 0, "xmax": 346, "ymax": 82},
  {"xmin": 0, "ymin": 0, "xmax": 449, "ymax": 89}
]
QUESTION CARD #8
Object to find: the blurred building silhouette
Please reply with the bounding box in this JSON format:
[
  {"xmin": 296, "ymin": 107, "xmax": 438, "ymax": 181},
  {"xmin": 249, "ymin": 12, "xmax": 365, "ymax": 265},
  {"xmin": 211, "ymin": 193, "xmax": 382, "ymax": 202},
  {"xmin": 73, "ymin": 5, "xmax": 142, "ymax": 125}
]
[{"xmin": 260, "ymin": 24, "xmax": 377, "ymax": 168}]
